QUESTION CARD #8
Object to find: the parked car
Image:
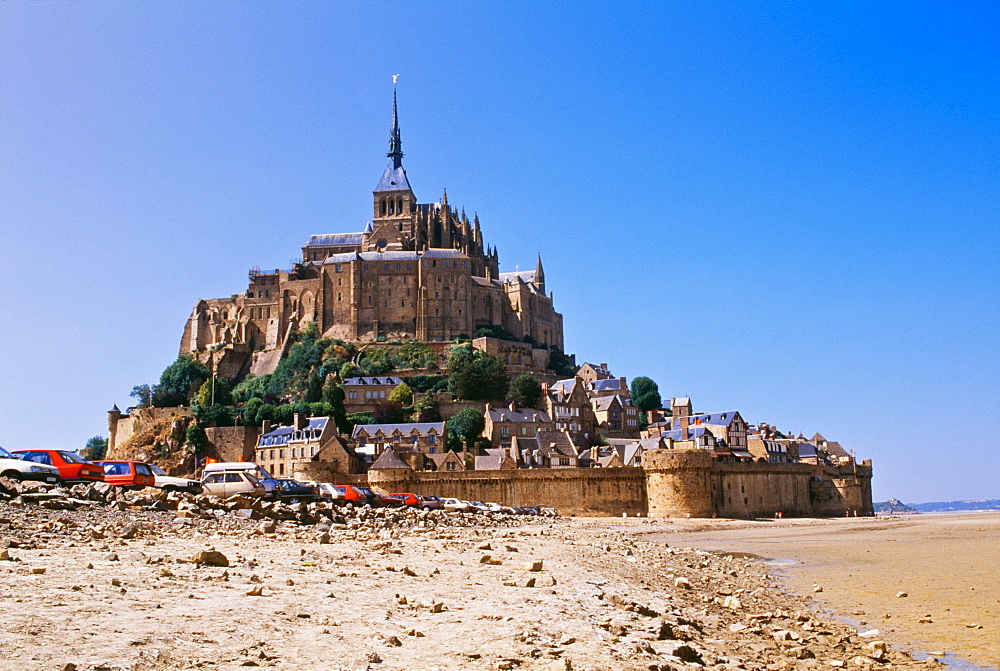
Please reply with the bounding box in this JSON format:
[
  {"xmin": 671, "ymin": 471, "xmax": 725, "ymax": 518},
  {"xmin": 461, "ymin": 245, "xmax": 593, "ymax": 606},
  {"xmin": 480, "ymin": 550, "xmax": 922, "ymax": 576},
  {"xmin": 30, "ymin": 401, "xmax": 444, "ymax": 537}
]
[
  {"xmin": 516, "ymin": 505, "xmax": 541, "ymax": 516},
  {"xmin": 200, "ymin": 470, "xmax": 266, "ymax": 498},
  {"xmin": 387, "ymin": 493, "xmax": 421, "ymax": 507},
  {"xmin": 466, "ymin": 500, "xmax": 491, "ymax": 513},
  {"xmin": 12, "ymin": 449, "xmax": 105, "ymax": 484},
  {"xmin": 316, "ymin": 483, "xmax": 345, "ymax": 503},
  {"xmin": 0, "ymin": 445, "xmax": 61, "ymax": 484},
  {"xmin": 417, "ymin": 495, "xmax": 443, "ymax": 510},
  {"xmin": 274, "ymin": 478, "xmax": 319, "ymax": 503},
  {"xmin": 201, "ymin": 462, "xmax": 278, "ymax": 498},
  {"xmin": 439, "ymin": 497, "xmax": 471, "ymax": 512},
  {"xmin": 335, "ymin": 484, "xmax": 380, "ymax": 507},
  {"xmin": 147, "ymin": 463, "xmax": 202, "ymax": 494},
  {"xmin": 93, "ymin": 460, "xmax": 156, "ymax": 489}
]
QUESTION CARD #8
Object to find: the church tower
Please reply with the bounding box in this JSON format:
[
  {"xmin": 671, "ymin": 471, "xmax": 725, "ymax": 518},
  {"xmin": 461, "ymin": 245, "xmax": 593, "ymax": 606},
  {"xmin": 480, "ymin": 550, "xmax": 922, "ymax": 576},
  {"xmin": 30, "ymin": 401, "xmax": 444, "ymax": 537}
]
[{"xmin": 371, "ymin": 85, "xmax": 417, "ymax": 249}]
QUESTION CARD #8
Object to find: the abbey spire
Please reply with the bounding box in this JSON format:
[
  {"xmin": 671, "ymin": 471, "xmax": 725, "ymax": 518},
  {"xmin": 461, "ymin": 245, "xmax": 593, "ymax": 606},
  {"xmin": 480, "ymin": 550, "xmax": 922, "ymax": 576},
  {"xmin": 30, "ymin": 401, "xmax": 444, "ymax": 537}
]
[
  {"xmin": 373, "ymin": 80, "xmax": 415, "ymax": 223},
  {"xmin": 387, "ymin": 85, "xmax": 403, "ymax": 169}
]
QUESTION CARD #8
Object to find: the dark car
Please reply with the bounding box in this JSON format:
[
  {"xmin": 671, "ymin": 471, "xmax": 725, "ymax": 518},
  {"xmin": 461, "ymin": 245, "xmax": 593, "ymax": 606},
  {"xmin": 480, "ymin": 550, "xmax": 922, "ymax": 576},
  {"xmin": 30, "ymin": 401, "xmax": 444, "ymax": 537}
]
[{"xmin": 274, "ymin": 478, "xmax": 319, "ymax": 503}]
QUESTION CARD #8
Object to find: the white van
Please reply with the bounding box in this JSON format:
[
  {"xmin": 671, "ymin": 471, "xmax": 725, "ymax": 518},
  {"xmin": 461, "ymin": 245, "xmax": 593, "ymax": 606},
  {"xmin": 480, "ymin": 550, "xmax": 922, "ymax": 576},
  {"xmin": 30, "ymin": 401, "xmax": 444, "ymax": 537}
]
[{"xmin": 200, "ymin": 462, "xmax": 279, "ymax": 497}]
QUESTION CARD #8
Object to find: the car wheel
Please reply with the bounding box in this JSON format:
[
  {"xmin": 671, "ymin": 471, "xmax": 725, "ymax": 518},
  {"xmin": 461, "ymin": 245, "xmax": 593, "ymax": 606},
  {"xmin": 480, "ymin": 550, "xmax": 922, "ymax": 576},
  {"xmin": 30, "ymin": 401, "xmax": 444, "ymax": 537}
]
[
  {"xmin": 1, "ymin": 470, "xmax": 24, "ymax": 481},
  {"xmin": 162, "ymin": 485, "xmax": 178, "ymax": 493},
  {"xmin": 422, "ymin": 506, "xmax": 432, "ymax": 511}
]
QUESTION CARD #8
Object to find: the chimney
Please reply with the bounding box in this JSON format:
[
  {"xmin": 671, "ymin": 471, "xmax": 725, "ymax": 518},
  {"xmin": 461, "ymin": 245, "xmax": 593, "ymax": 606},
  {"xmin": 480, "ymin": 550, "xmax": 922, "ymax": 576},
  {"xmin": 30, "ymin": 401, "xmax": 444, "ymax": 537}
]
[
  {"xmin": 508, "ymin": 400, "xmax": 517, "ymax": 412},
  {"xmin": 262, "ymin": 420, "xmax": 272, "ymax": 434},
  {"xmin": 541, "ymin": 382, "xmax": 549, "ymax": 394},
  {"xmin": 294, "ymin": 413, "xmax": 307, "ymax": 429},
  {"xmin": 679, "ymin": 415, "xmax": 689, "ymax": 441}
]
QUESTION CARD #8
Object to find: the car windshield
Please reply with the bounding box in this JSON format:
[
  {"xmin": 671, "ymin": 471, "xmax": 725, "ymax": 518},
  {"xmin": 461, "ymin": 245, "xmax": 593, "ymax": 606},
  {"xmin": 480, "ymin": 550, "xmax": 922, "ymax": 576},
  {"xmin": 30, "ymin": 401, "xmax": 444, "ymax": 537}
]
[
  {"xmin": 0, "ymin": 446, "xmax": 14, "ymax": 459},
  {"xmin": 58, "ymin": 451, "xmax": 87, "ymax": 464},
  {"xmin": 149, "ymin": 464, "xmax": 168, "ymax": 476},
  {"xmin": 356, "ymin": 488, "xmax": 375, "ymax": 496}
]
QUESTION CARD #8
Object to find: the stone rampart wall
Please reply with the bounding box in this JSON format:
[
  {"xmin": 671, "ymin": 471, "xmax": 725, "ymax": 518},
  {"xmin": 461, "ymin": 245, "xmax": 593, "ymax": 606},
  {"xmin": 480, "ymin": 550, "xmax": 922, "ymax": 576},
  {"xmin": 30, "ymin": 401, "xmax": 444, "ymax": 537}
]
[
  {"xmin": 368, "ymin": 467, "xmax": 647, "ymax": 516},
  {"xmin": 204, "ymin": 426, "xmax": 259, "ymax": 463},
  {"xmin": 643, "ymin": 449, "xmax": 874, "ymax": 518}
]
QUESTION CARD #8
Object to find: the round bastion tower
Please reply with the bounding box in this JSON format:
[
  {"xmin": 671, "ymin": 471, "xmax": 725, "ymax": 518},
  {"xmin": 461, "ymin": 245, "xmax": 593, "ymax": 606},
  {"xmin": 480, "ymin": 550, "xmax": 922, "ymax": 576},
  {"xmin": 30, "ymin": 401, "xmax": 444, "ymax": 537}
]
[{"xmin": 641, "ymin": 449, "xmax": 714, "ymax": 518}]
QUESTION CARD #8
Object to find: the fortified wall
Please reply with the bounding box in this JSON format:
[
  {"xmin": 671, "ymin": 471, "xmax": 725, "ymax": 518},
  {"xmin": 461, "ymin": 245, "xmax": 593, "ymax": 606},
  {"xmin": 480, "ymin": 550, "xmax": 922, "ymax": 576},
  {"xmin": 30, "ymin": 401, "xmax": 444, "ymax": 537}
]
[
  {"xmin": 355, "ymin": 449, "xmax": 872, "ymax": 518},
  {"xmin": 368, "ymin": 466, "xmax": 648, "ymax": 517},
  {"xmin": 642, "ymin": 449, "xmax": 873, "ymax": 518}
]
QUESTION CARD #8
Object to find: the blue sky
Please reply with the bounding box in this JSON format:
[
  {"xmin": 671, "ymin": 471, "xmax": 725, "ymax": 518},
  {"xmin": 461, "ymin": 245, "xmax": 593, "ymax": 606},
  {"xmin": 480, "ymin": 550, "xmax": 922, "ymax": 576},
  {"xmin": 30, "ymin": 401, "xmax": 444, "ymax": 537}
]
[{"xmin": 2, "ymin": 2, "xmax": 997, "ymax": 503}]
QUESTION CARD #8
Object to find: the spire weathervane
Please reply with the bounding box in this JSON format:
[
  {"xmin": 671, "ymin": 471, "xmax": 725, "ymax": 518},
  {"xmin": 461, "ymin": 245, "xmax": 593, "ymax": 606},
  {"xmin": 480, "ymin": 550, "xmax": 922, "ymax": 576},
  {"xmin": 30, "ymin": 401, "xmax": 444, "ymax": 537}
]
[{"xmin": 387, "ymin": 75, "xmax": 403, "ymax": 168}]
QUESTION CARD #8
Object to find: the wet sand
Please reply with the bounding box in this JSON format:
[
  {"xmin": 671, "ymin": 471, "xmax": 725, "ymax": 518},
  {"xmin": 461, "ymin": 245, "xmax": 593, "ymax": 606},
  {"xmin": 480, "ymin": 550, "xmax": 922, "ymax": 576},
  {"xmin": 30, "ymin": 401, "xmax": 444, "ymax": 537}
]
[{"xmin": 651, "ymin": 512, "xmax": 1000, "ymax": 669}]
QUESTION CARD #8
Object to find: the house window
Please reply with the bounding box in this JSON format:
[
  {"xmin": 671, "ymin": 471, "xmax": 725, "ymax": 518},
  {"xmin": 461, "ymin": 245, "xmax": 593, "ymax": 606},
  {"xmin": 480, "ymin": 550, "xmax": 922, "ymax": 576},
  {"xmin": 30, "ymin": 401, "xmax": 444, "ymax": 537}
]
[
  {"xmin": 446, "ymin": 462, "xmax": 456, "ymax": 470},
  {"xmin": 501, "ymin": 426, "xmax": 510, "ymax": 437},
  {"xmin": 428, "ymin": 435, "xmax": 436, "ymax": 444},
  {"xmin": 335, "ymin": 263, "xmax": 342, "ymax": 272},
  {"xmin": 559, "ymin": 457, "xmax": 570, "ymax": 466},
  {"xmin": 348, "ymin": 391, "xmax": 357, "ymax": 399}
]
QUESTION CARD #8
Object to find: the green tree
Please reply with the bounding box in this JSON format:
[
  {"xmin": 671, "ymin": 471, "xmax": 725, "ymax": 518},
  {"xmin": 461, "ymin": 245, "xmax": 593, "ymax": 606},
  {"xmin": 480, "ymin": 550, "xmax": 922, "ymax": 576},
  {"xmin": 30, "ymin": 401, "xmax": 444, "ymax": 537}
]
[
  {"xmin": 447, "ymin": 345, "xmax": 510, "ymax": 400},
  {"xmin": 343, "ymin": 412, "xmax": 375, "ymax": 434},
  {"xmin": 630, "ymin": 376, "xmax": 662, "ymax": 412},
  {"xmin": 130, "ymin": 385, "xmax": 152, "ymax": 408},
  {"xmin": 388, "ymin": 382, "xmax": 414, "ymax": 405},
  {"xmin": 510, "ymin": 374, "xmax": 542, "ymax": 408},
  {"xmin": 153, "ymin": 355, "xmax": 210, "ymax": 407},
  {"xmin": 448, "ymin": 407, "xmax": 486, "ymax": 451},
  {"xmin": 340, "ymin": 362, "xmax": 363, "ymax": 380},
  {"xmin": 231, "ymin": 374, "xmax": 272, "ymax": 404},
  {"xmin": 546, "ymin": 347, "xmax": 576, "ymax": 377},
  {"xmin": 184, "ymin": 423, "xmax": 208, "ymax": 456},
  {"xmin": 192, "ymin": 404, "xmax": 235, "ymax": 427},
  {"xmin": 84, "ymin": 435, "xmax": 107, "ymax": 460},
  {"xmin": 193, "ymin": 377, "xmax": 233, "ymax": 407}
]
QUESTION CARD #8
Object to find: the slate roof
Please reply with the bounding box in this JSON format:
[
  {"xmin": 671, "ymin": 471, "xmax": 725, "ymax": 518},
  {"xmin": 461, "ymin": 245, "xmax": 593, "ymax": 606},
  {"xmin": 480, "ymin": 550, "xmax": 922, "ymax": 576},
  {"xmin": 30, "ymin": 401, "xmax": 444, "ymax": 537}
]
[
  {"xmin": 591, "ymin": 396, "xmax": 621, "ymax": 412},
  {"xmin": 258, "ymin": 417, "xmax": 329, "ymax": 447},
  {"xmin": 498, "ymin": 270, "xmax": 537, "ymax": 284},
  {"xmin": 580, "ymin": 362, "xmax": 612, "ymax": 376},
  {"xmin": 321, "ymin": 248, "xmax": 468, "ymax": 265},
  {"xmin": 534, "ymin": 430, "xmax": 577, "ymax": 459},
  {"xmin": 824, "ymin": 441, "xmax": 850, "ymax": 459},
  {"xmin": 369, "ymin": 447, "xmax": 410, "ymax": 470},
  {"xmin": 689, "ymin": 411, "xmax": 741, "ymax": 427},
  {"xmin": 352, "ymin": 422, "xmax": 445, "ymax": 438},
  {"xmin": 662, "ymin": 425, "xmax": 715, "ymax": 442},
  {"xmin": 343, "ymin": 376, "xmax": 404, "ymax": 386},
  {"xmin": 375, "ymin": 163, "xmax": 412, "ymax": 192},
  {"xmin": 589, "ymin": 379, "xmax": 625, "ymax": 392},
  {"xmin": 796, "ymin": 442, "xmax": 819, "ymax": 458},
  {"xmin": 304, "ymin": 232, "xmax": 364, "ymax": 248},
  {"xmin": 487, "ymin": 407, "xmax": 552, "ymax": 423}
]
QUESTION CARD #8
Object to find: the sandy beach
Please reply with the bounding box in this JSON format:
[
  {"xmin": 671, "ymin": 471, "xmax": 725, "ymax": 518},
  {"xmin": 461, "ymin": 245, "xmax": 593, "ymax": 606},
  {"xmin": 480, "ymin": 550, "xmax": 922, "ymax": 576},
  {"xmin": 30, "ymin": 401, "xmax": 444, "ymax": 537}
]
[{"xmin": 653, "ymin": 512, "xmax": 1000, "ymax": 670}]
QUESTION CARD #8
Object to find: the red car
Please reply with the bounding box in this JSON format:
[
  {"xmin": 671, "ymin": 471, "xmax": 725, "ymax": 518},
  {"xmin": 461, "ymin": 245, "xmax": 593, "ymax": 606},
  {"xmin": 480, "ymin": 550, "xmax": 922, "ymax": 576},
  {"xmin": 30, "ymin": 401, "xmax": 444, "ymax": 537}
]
[
  {"xmin": 12, "ymin": 449, "xmax": 105, "ymax": 484},
  {"xmin": 93, "ymin": 460, "xmax": 156, "ymax": 489}
]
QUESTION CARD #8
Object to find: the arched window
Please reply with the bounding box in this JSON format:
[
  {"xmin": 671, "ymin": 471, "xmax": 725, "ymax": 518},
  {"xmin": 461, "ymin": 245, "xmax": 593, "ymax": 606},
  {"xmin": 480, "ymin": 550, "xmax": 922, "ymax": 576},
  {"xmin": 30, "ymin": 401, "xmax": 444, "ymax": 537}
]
[{"xmin": 381, "ymin": 200, "xmax": 387, "ymax": 216}]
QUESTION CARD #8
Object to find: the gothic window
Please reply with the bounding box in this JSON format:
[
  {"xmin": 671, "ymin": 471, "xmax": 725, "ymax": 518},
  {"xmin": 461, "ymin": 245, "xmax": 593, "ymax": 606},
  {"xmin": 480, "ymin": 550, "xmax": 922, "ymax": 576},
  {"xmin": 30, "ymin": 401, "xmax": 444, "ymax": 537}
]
[
  {"xmin": 401, "ymin": 300, "xmax": 404, "ymax": 307},
  {"xmin": 397, "ymin": 198, "xmax": 402, "ymax": 213}
]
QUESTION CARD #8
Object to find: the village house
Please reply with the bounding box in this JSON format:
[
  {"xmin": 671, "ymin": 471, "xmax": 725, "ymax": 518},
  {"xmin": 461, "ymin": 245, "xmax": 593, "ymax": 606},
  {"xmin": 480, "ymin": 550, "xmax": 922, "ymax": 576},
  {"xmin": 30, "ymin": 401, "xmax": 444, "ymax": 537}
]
[
  {"xmin": 543, "ymin": 378, "xmax": 597, "ymax": 445},
  {"xmin": 483, "ymin": 402, "xmax": 554, "ymax": 447},
  {"xmin": 586, "ymin": 376, "xmax": 630, "ymax": 400},
  {"xmin": 576, "ymin": 362, "xmax": 613, "ymax": 383},
  {"xmin": 351, "ymin": 421, "xmax": 446, "ymax": 457},
  {"xmin": 343, "ymin": 376, "xmax": 405, "ymax": 412},
  {"xmin": 590, "ymin": 394, "xmax": 640, "ymax": 439},
  {"xmin": 510, "ymin": 429, "xmax": 579, "ymax": 468},
  {"xmin": 746, "ymin": 434, "xmax": 793, "ymax": 463},
  {"xmin": 256, "ymin": 414, "xmax": 359, "ymax": 478}
]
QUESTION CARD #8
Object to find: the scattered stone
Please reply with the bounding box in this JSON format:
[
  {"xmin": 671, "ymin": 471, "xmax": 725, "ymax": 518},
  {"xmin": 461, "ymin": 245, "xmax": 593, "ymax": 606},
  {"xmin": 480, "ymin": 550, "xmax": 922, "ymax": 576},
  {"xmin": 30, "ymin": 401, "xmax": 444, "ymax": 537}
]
[
  {"xmin": 193, "ymin": 550, "xmax": 229, "ymax": 567},
  {"xmin": 896, "ymin": 591, "xmax": 908, "ymax": 598}
]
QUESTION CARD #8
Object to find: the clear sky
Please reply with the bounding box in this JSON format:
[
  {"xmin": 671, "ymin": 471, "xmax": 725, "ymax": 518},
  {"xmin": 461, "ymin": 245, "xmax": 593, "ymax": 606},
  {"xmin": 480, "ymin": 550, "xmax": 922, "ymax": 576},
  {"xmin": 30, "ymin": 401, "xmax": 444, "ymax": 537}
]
[{"xmin": 2, "ymin": 2, "xmax": 997, "ymax": 503}]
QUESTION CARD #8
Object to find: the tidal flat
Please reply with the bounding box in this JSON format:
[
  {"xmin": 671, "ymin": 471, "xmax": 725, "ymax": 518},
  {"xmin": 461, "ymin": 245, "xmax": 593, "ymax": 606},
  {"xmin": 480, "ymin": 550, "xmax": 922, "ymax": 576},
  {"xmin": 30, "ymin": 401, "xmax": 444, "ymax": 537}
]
[{"xmin": 656, "ymin": 512, "xmax": 1000, "ymax": 669}]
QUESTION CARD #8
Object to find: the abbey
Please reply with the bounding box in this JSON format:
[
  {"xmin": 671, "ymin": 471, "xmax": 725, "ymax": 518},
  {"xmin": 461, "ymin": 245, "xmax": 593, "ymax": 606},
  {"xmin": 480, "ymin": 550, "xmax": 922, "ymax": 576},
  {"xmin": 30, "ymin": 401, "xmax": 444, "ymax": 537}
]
[{"xmin": 180, "ymin": 91, "xmax": 563, "ymax": 377}]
